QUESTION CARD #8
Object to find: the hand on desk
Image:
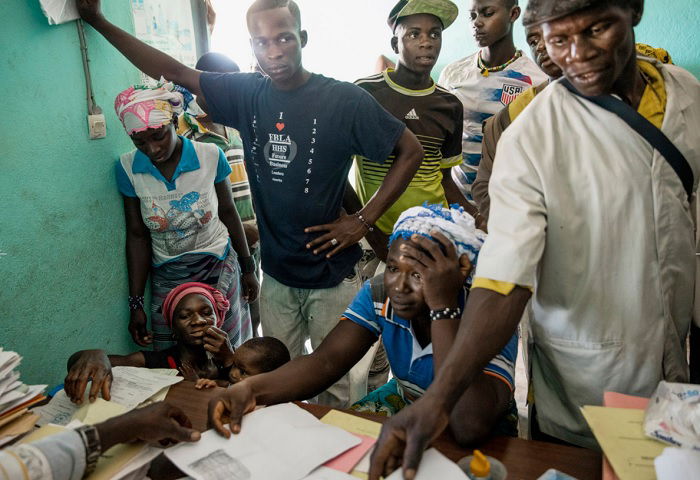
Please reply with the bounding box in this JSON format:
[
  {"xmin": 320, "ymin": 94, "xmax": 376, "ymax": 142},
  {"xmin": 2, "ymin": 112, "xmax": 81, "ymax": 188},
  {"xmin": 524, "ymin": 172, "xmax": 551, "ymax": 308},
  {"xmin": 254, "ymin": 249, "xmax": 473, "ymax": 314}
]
[
  {"xmin": 97, "ymin": 401, "xmax": 200, "ymax": 450},
  {"xmin": 64, "ymin": 350, "xmax": 112, "ymax": 404},
  {"xmin": 207, "ymin": 381, "xmax": 257, "ymax": 438},
  {"xmin": 369, "ymin": 394, "xmax": 450, "ymax": 480}
]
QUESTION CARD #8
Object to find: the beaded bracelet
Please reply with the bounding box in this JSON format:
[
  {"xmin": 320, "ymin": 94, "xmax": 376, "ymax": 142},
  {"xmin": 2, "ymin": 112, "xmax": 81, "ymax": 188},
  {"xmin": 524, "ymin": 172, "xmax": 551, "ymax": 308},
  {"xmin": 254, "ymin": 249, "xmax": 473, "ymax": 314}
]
[
  {"xmin": 128, "ymin": 295, "xmax": 145, "ymax": 311},
  {"xmin": 429, "ymin": 307, "xmax": 462, "ymax": 322},
  {"xmin": 354, "ymin": 212, "xmax": 375, "ymax": 232}
]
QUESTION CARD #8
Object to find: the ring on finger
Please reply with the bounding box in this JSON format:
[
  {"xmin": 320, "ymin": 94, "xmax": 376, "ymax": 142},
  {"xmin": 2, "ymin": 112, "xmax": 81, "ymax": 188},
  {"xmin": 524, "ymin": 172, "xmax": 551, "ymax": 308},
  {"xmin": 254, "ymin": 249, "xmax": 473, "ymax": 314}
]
[{"xmin": 330, "ymin": 238, "xmax": 339, "ymax": 246}]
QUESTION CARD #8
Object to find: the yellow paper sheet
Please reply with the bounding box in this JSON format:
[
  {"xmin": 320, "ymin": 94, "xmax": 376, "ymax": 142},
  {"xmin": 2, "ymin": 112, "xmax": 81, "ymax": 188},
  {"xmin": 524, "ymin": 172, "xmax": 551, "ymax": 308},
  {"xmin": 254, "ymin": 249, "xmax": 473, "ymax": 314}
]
[
  {"xmin": 320, "ymin": 410, "xmax": 382, "ymax": 438},
  {"xmin": 320, "ymin": 410, "xmax": 382, "ymax": 478},
  {"xmin": 0, "ymin": 412, "xmax": 39, "ymax": 437},
  {"xmin": 581, "ymin": 406, "xmax": 666, "ymax": 480},
  {"xmin": 74, "ymin": 398, "xmax": 127, "ymax": 425}
]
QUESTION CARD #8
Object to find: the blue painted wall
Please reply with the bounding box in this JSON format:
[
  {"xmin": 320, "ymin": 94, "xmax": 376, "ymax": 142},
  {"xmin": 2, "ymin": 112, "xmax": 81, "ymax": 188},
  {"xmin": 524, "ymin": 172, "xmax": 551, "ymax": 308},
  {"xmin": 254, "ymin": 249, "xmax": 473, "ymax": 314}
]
[
  {"xmin": 1, "ymin": 0, "xmax": 698, "ymax": 389},
  {"xmin": 0, "ymin": 1, "xmax": 140, "ymax": 386}
]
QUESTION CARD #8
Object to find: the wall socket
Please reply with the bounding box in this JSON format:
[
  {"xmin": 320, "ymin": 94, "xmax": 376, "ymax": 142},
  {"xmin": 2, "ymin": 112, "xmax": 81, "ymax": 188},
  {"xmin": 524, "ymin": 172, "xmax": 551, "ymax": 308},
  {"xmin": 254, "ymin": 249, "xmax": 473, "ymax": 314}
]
[{"xmin": 88, "ymin": 114, "xmax": 106, "ymax": 139}]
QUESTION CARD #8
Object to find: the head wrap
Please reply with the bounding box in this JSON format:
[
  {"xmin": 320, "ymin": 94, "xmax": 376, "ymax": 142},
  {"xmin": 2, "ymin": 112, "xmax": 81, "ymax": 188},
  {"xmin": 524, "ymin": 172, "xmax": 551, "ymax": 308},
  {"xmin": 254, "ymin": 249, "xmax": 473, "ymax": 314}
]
[
  {"xmin": 114, "ymin": 79, "xmax": 203, "ymax": 136},
  {"xmin": 387, "ymin": 0, "xmax": 459, "ymax": 32},
  {"xmin": 389, "ymin": 203, "xmax": 486, "ymax": 282},
  {"xmin": 523, "ymin": 0, "xmax": 638, "ymax": 27},
  {"xmin": 162, "ymin": 282, "xmax": 230, "ymax": 329}
]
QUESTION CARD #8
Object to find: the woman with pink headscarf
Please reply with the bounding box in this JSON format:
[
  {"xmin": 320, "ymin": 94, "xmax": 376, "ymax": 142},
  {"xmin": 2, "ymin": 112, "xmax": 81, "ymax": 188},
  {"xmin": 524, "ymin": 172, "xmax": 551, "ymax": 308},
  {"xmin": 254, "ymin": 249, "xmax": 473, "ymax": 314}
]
[
  {"xmin": 64, "ymin": 283, "xmax": 235, "ymax": 403},
  {"xmin": 112, "ymin": 81, "xmax": 257, "ymax": 352}
]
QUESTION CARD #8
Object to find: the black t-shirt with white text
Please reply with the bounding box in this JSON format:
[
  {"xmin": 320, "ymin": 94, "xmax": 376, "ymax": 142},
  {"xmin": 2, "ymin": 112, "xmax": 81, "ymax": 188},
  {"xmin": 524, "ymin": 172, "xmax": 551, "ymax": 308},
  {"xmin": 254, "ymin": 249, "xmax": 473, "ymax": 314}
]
[{"xmin": 200, "ymin": 72, "xmax": 405, "ymax": 288}]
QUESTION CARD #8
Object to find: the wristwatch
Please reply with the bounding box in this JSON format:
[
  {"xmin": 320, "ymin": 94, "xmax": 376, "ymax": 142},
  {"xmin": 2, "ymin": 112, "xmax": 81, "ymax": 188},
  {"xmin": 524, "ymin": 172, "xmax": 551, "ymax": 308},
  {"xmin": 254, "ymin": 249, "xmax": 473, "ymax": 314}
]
[{"xmin": 76, "ymin": 424, "xmax": 101, "ymax": 477}]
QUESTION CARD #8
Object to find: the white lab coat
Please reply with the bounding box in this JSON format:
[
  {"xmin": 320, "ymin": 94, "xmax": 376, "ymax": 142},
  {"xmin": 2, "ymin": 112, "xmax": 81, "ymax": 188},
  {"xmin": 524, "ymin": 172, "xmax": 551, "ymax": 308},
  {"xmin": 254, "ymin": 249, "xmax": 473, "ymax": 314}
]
[{"xmin": 475, "ymin": 58, "xmax": 700, "ymax": 448}]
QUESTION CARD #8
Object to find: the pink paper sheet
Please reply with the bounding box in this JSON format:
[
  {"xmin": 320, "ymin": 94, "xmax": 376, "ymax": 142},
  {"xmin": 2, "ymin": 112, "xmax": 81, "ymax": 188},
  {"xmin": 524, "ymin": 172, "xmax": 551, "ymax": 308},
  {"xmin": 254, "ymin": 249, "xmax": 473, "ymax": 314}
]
[
  {"xmin": 324, "ymin": 433, "xmax": 376, "ymax": 473},
  {"xmin": 601, "ymin": 392, "xmax": 650, "ymax": 480}
]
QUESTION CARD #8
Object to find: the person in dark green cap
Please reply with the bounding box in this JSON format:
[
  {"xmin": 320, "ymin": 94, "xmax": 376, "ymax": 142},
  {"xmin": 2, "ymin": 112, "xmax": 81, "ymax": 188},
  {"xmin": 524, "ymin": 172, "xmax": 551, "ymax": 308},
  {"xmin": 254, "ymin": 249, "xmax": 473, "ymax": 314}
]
[
  {"xmin": 367, "ymin": 0, "xmax": 700, "ymax": 477},
  {"xmin": 345, "ymin": 0, "xmax": 471, "ymax": 263}
]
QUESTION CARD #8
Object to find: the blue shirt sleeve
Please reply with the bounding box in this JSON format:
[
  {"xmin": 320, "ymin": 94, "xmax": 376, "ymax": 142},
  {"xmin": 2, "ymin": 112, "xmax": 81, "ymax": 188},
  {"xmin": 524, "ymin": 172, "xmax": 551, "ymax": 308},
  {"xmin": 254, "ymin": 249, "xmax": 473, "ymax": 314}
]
[
  {"xmin": 115, "ymin": 160, "xmax": 137, "ymax": 197},
  {"xmin": 341, "ymin": 280, "xmax": 382, "ymax": 337},
  {"xmin": 348, "ymin": 85, "xmax": 406, "ymax": 164},
  {"xmin": 214, "ymin": 147, "xmax": 232, "ymax": 184},
  {"xmin": 483, "ymin": 331, "xmax": 518, "ymax": 391},
  {"xmin": 199, "ymin": 72, "xmax": 263, "ymax": 129}
]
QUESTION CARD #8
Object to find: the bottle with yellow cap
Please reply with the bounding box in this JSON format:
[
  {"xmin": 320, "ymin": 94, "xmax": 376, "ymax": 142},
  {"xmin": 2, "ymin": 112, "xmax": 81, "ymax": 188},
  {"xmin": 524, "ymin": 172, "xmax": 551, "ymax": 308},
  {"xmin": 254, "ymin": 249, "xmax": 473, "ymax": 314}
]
[{"xmin": 469, "ymin": 450, "xmax": 492, "ymax": 480}]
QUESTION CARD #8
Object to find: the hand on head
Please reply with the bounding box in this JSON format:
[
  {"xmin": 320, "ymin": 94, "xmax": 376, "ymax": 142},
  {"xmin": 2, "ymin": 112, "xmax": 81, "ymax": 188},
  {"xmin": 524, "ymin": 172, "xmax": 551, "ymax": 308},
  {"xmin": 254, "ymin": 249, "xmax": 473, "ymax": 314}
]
[
  {"xmin": 398, "ymin": 231, "xmax": 472, "ymax": 310},
  {"xmin": 64, "ymin": 350, "xmax": 112, "ymax": 405}
]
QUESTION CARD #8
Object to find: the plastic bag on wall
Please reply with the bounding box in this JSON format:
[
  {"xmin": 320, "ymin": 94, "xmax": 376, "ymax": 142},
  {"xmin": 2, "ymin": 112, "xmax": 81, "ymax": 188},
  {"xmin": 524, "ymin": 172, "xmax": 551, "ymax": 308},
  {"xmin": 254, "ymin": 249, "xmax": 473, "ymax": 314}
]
[{"xmin": 39, "ymin": 0, "xmax": 80, "ymax": 25}]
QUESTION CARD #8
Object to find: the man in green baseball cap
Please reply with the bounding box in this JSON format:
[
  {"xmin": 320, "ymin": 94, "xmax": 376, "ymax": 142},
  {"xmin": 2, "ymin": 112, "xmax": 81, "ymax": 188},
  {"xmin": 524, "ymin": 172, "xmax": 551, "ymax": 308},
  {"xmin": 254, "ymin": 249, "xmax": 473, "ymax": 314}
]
[
  {"xmin": 347, "ymin": 0, "xmax": 476, "ymax": 260},
  {"xmin": 387, "ymin": 0, "xmax": 459, "ymax": 31},
  {"xmin": 368, "ymin": 0, "xmax": 700, "ymax": 477}
]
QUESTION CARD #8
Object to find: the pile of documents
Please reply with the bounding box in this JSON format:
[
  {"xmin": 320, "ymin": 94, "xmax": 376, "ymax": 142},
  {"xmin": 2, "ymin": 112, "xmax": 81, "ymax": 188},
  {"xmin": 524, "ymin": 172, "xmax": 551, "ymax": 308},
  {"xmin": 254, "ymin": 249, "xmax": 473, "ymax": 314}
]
[
  {"xmin": 34, "ymin": 366, "xmax": 182, "ymax": 426},
  {"xmin": 27, "ymin": 367, "xmax": 183, "ymax": 480},
  {"xmin": 0, "ymin": 349, "xmax": 47, "ymax": 446},
  {"xmin": 166, "ymin": 403, "xmax": 467, "ymax": 480}
]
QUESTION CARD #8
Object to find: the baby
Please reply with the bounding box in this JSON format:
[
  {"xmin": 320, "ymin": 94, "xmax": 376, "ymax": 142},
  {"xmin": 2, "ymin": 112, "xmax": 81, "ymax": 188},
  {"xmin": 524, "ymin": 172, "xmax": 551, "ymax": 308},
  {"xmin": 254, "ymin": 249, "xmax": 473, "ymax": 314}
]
[{"xmin": 194, "ymin": 336, "xmax": 290, "ymax": 388}]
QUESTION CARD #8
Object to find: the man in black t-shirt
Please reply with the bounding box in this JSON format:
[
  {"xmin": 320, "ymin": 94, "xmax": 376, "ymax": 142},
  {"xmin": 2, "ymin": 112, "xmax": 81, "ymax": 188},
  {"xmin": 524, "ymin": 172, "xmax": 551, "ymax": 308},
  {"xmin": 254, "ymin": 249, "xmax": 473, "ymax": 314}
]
[{"xmin": 77, "ymin": 0, "xmax": 423, "ymax": 407}]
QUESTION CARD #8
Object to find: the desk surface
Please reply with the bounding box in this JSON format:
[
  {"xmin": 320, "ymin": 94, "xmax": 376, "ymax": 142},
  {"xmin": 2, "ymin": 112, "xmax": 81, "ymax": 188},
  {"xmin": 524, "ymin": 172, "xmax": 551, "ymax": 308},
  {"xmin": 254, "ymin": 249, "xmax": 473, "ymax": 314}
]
[{"xmin": 163, "ymin": 381, "xmax": 602, "ymax": 480}]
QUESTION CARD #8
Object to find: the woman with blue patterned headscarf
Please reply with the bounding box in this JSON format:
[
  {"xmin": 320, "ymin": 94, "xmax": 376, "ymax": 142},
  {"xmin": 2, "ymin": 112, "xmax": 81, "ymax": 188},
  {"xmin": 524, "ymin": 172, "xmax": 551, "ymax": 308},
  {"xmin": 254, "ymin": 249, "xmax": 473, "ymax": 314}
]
[{"xmin": 207, "ymin": 204, "xmax": 520, "ymax": 445}]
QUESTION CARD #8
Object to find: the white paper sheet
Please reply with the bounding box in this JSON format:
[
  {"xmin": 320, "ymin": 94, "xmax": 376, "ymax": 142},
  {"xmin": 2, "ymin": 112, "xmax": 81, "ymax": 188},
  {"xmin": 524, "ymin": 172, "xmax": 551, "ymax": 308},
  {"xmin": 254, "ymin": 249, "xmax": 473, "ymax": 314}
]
[
  {"xmin": 385, "ymin": 448, "xmax": 467, "ymax": 480},
  {"xmin": 39, "ymin": 0, "xmax": 80, "ymax": 25},
  {"xmin": 112, "ymin": 444, "xmax": 164, "ymax": 480},
  {"xmin": 33, "ymin": 367, "xmax": 181, "ymax": 425},
  {"xmin": 0, "ymin": 371, "xmax": 20, "ymax": 398},
  {"xmin": 0, "ymin": 384, "xmax": 46, "ymax": 416},
  {"xmin": 108, "ymin": 366, "xmax": 182, "ymax": 409},
  {"xmin": 0, "ymin": 352, "xmax": 21, "ymax": 380},
  {"xmin": 654, "ymin": 447, "xmax": 700, "ymax": 480},
  {"xmin": 354, "ymin": 447, "xmax": 374, "ymax": 473},
  {"xmin": 166, "ymin": 403, "xmax": 361, "ymax": 480},
  {"xmin": 303, "ymin": 466, "xmax": 359, "ymax": 479}
]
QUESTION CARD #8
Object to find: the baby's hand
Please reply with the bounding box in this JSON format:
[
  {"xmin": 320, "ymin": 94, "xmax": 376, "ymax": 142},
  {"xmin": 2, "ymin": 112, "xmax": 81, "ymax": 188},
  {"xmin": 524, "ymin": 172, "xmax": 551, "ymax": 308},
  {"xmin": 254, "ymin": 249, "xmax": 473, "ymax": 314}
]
[{"xmin": 195, "ymin": 378, "xmax": 218, "ymax": 389}]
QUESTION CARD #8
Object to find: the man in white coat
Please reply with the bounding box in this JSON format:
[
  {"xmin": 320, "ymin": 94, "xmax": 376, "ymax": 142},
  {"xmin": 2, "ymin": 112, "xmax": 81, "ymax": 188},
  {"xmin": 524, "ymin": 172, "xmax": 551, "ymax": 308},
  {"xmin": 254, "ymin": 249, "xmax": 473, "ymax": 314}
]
[{"xmin": 367, "ymin": 0, "xmax": 700, "ymax": 477}]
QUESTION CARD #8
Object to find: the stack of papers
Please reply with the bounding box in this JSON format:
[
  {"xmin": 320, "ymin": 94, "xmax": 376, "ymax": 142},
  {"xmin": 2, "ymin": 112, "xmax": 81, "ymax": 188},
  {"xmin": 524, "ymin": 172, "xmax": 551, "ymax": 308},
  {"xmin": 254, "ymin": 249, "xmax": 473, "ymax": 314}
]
[
  {"xmin": 33, "ymin": 366, "xmax": 182, "ymax": 426},
  {"xmin": 0, "ymin": 349, "xmax": 47, "ymax": 445},
  {"xmin": 582, "ymin": 404, "xmax": 665, "ymax": 480},
  {"xmin": 166, "ymin": 403, "xmax": 362, "ymax": 480},
  {"xmin": 601, "ymin": 392, "xmax": 650, "ymax": 480}
]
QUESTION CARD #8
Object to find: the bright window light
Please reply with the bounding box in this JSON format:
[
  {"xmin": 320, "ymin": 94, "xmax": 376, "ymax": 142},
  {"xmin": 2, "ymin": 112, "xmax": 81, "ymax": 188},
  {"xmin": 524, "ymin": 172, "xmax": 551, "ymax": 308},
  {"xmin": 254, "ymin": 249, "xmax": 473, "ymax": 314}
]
[{"xmin": 209, "ymin": 0, "xmax": 398, "ymax": 81}]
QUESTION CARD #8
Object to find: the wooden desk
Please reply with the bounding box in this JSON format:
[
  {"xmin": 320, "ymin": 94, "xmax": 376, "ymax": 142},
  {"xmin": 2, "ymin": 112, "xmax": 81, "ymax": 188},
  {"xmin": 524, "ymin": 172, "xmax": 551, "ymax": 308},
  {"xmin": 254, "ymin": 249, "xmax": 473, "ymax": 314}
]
[{"xmin": 163, "ymin": 381, "xmax": 601, "ymax": 480}]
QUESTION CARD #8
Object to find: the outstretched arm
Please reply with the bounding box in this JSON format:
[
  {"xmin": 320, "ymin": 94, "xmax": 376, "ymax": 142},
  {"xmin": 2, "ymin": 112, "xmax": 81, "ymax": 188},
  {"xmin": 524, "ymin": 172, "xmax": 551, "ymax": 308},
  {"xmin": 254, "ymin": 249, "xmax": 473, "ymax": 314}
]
[
  {"xmin": 77, "ymin": 0, "xmax": 203, "ymax": 98},
  {"xmin": 208, "ymin": 320, "xmax": 376, "ymax": 437}
]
